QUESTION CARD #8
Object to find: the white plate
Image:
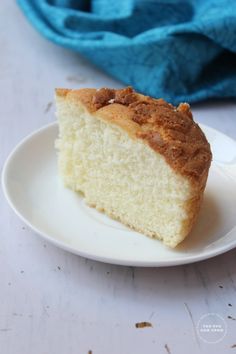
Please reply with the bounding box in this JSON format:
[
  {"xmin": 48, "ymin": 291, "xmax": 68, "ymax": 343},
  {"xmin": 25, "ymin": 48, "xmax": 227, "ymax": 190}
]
[{"xmin": 2, "ymin": 122, "xmax": 236, "ymax": 267}]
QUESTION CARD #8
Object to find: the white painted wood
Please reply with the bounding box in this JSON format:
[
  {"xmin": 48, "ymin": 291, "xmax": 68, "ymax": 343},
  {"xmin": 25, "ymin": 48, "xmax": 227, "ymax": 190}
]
[{"xmin": 1, "ymin": 1, "xmax": 236, "ymax": 353}]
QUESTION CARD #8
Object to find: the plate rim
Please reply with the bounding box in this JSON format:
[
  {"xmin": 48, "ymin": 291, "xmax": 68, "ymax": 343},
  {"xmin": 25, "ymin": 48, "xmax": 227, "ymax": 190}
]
[{"xmin": 2, "ymin": 121, "xmax": 236, "ymax": 267}]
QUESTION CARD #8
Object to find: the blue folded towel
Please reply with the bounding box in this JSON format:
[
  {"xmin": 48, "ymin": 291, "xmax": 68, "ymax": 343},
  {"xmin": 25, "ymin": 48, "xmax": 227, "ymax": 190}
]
[{"xmin": 18, "ymin": 0, "xmax": 236, "ymax": 104}]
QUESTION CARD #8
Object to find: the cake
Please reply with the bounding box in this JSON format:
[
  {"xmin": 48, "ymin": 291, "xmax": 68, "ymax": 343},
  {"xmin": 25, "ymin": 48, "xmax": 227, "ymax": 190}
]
[{"xmin": 55, "ymin": 87, "xmax": 212, "ymax": 248}]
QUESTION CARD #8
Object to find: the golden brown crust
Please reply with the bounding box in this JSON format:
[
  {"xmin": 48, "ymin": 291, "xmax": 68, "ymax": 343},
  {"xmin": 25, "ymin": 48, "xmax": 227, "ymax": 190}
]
[
  {"xmin": 55, "ymin": 87, "xmax": 212, "ymax": 186},
  {"xmin": 55, "ymin": 88, "xmax": 71, "ymax": 97}
]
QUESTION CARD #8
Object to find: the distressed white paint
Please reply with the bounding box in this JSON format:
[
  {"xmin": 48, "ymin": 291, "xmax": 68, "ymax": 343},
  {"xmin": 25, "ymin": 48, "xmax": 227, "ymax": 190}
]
[{"xmin": 0, "ymin": 2, "xmax": 236, "ymax": 354}]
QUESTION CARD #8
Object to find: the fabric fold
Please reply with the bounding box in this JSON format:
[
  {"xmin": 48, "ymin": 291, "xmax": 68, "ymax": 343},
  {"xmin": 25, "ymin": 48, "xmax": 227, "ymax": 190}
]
[{"xmin": 17, "ymin": 0, "xmax": 236, "ymax": 103}]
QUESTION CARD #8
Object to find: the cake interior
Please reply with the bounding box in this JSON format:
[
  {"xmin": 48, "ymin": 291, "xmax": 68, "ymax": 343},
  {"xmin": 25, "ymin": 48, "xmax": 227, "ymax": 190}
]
[{"xmin": 56, "ymin": 99, "xmax": 196, "ymax": 248}]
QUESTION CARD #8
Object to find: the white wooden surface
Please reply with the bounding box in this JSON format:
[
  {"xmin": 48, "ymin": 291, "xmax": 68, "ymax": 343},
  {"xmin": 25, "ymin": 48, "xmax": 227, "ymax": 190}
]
[{"xmin": 1, "ymin": 2, "xmax": 236, "ymax": 353}]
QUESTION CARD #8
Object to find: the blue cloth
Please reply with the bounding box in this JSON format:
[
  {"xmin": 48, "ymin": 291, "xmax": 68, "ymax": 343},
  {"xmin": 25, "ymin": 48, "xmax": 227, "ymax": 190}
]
[{"xmin": 18, "ymin": 0, "xmax": 236, "ymax": 104}]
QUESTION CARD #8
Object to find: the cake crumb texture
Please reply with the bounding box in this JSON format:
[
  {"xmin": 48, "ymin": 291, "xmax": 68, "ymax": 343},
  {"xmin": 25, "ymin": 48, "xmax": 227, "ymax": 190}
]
[{"xmin": 55, "ymin": 87, "xmax": 212, "ymax": 247}]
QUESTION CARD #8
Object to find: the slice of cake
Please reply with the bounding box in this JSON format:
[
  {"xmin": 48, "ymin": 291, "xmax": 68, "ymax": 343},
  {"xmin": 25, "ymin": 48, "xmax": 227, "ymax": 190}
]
[{"xmin": 55, "ymin": 87, "xmax": 212, "ymax": 248}]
